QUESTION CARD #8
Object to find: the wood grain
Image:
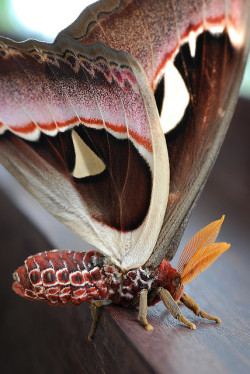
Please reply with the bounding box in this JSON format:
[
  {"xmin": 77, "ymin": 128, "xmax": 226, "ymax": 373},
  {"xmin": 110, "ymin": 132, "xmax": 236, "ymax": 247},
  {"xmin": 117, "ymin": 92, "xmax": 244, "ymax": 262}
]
[{"xmin": 0, "ymin": 98, "xmax": 249, "ymax": 373}]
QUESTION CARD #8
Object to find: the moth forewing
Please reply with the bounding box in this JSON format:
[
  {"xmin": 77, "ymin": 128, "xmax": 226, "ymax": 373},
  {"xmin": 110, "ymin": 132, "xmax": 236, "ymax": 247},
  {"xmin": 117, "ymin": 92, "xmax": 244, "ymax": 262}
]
[{"xmin": 0, "ymin": 36, "xmax": 169, "ymax": 270}]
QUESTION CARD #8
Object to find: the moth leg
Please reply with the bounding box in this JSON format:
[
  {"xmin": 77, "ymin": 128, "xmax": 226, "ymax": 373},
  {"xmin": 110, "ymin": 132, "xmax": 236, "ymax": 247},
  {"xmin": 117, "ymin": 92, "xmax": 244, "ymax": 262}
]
[
  {"xmin": 157, "ymin": 287, "xmax": 196, "ymax": 329},
  {"xmin": 88, "ymin": 303, "xmax": 99, "ymax": 342},
  {"xmin": 181, "ymin": 293, "xmax": 221, "ymax": 323},
  {"xmin": 88, "ymin": 300, "xmax": 112, "ymax": 341},
  {"xmin": 138, "ymin": 289, "xmax": 154, "ymax": 331}
]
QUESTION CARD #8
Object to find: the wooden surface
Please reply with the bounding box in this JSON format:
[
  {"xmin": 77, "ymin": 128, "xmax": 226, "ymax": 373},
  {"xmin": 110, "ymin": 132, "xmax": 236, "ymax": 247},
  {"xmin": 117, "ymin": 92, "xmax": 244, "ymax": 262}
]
[{"xmin": 0, "ymin": 98, "xmax": 250, "ymax": 374}]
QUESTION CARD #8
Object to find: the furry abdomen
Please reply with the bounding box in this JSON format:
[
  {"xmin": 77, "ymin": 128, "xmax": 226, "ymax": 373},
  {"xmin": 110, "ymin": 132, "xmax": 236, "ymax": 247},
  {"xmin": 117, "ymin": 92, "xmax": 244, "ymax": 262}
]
[{"xmin": 12, "ymin": 250, "xmax": 159, "ymax": 306}]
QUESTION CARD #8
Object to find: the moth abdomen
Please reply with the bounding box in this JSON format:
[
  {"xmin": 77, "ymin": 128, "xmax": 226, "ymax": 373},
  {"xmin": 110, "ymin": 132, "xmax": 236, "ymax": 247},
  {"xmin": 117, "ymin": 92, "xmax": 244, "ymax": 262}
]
[
  {"xmin": 12, "ymin": 250, "xmax": 110, "ymax": 306},
  {"xmin": 12, "ymin": 249, "xmax": 163, "ymax": 308}
]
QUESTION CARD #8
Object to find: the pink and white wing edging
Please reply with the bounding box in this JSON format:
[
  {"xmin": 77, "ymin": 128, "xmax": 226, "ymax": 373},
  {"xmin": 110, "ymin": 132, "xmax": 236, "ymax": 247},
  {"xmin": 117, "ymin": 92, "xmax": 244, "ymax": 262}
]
[{"xmin": 0, "ymin": 36, "xmax": 169, "ymax": 270}]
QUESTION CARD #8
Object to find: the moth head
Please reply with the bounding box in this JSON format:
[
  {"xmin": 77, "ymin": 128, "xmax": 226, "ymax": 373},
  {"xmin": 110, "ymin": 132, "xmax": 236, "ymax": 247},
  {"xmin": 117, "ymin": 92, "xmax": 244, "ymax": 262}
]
[
  {"xmin": 177, "ymin": 216, "xmax": 230, "ymax": 285},
  {"xmin": 157, "ymin": 259, "xmax": 184, "ymax": 301}
]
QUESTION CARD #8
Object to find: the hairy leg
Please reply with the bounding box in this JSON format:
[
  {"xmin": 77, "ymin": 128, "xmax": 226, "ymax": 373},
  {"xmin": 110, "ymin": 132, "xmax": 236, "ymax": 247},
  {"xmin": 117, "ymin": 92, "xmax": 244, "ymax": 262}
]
[
  {"xmin": 88, "ymin": 300, "xmax": 112, "ymax": 341},
  {"xmin": 157, "ymin": 287, "xmax": 196, "ymax": 329},
  {"xmin": 88, "ymin": 303, "xmax": 99, "ymax": 341},
  {"xmin": 138, "ymin": 289, "xmax": 154, "ymax": 331},
  {"xmin": 181, "ymin": 293, "xmax": 221, "ymax": 323}
]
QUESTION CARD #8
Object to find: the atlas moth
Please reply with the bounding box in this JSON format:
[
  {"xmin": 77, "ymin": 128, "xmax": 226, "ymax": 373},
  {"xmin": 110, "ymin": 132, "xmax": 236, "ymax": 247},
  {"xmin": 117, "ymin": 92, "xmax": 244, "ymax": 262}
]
[
  {"xmin": 13, "ymin": 216, "xmax": 230, "ymax": 339},
  {"xmin": 0, "ymin": 0, "xmax": 249, "ymax": 340}
]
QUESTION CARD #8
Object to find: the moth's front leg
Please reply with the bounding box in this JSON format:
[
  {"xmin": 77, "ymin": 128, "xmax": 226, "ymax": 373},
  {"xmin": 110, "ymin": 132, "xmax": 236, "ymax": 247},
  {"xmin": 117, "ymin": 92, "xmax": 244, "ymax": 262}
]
[
  {"xmin": 138, "ymin": 289, "xmax": 154, "ymax": 331},
  {"xmin": 88, "ymin": 299, "xmax": 113, "ymax": 341},
  {"xmin": 181, "ymin": 293, "xmax": 221, "ymax": 323},
  {"xmin": 88, "ymin": 303, "xmax": 99, "ymax": 342},
  {"xmin": 157, "ymin": 287, "xmax": 196, "ymax": 329},
  {"xmin": 88, "ymin": 300, "xmax": 107, "ymax": 341}
]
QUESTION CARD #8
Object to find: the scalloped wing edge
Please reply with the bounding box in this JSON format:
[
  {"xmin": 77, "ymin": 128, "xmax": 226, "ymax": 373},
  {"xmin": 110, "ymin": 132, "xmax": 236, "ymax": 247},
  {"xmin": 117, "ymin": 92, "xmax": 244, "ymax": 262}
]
[{"xmin": 0, "ymin": 36, "xmax": 169, "ymax": 271}]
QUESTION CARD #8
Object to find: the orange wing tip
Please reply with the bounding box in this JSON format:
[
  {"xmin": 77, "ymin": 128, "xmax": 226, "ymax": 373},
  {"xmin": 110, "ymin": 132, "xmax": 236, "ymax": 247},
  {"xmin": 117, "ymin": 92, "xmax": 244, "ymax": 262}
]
[
  {"xmin": 181, "ymin": 242, "xmax": 230, "ymax": 285},
  {"xmin": 177, "ymin": 215, "xmax": 226, "ymax": 274}
]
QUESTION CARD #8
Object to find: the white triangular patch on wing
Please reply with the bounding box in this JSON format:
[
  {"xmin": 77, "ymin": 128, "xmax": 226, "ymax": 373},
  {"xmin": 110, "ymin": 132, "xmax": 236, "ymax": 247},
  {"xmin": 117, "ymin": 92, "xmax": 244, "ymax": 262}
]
[
  {"xmin": 160, "ymin": 61, "xmax": 190, "ymax": 134},
  {"xmin": 71, "ymin": 130, "xmax": 105, "ymax": 178}
]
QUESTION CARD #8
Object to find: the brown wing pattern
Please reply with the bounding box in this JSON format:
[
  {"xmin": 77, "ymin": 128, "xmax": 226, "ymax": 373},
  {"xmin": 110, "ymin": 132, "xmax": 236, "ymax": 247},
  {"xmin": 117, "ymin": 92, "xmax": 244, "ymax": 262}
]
[
  {"xmin": 60, "ymin": 0, "xmax": 250, "ymax": 265},
  {"xmin": 0, "ymin": 37, "xmax": 169, "ymax": 270},
  {"xmin": 0, "ymin": 0, "xmax": 249, "ymax": 269}
]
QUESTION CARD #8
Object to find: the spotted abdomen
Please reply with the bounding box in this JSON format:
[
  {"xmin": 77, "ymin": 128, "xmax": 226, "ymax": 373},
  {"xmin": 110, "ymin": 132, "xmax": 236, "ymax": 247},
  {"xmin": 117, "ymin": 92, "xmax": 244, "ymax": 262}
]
[{"xmin": 12, "ymin": 250, "xmax": 114, "ymax": 305}]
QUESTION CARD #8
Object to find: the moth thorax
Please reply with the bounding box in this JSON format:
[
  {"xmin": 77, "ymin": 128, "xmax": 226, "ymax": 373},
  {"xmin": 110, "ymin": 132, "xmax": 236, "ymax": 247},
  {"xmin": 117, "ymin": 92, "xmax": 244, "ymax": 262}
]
[{"xmin": 156, "ymin": 259, "xmax": 184, "ymax": 301}]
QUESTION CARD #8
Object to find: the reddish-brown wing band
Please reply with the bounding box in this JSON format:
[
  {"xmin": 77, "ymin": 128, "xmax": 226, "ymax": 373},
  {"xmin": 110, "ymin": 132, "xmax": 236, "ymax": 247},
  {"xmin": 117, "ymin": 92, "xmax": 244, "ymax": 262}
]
[
  {"xmin": 60, "ymin": 0, "xmax": 250, "ymax": 266},
  {"xmin": 0, "ymin": 0, "xmax": 249, "ymax": 270},
  {"xmin": 0, "ymin": 37, "xmax": 169, "ymax": 270}
]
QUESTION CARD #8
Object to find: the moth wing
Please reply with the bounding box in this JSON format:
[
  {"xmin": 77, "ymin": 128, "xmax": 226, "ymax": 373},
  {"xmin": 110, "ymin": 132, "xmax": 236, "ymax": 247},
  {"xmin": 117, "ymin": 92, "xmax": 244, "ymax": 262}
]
[
  {"xmin": 59, "ymin": 0, "xmax": 250, "ymax": 266},
  {"xmin": 181, "ymin": 242, "xmax": 230, "ymax": 285},
  {"xmin": 0, "ymin": 36, "xmax": 169, "ymax": 270},
  {"xmin": 177, "ymin": 216, "xmax": 225, "ymax": 274}
]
